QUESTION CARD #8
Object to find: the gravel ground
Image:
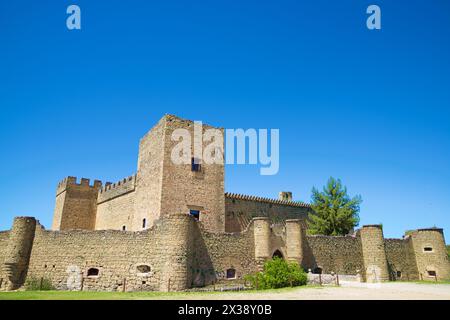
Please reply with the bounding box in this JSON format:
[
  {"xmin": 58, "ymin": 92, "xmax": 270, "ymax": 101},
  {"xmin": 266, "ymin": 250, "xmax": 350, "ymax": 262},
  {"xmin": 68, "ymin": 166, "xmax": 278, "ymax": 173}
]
[{"xmin": 169, "ymin": 282, "xmax": 450, "ymax": 300}]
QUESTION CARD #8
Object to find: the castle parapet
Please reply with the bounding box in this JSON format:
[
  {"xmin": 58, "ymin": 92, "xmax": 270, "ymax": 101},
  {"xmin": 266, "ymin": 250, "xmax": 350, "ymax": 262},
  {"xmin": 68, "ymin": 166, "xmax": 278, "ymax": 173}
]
[
  {"xmin": 97, "ymin": 175, "xmax": 137, "ymax": 204},
  {"xmin": 57, "ymin": 177, "xmax": 102, "ymax": 196}
]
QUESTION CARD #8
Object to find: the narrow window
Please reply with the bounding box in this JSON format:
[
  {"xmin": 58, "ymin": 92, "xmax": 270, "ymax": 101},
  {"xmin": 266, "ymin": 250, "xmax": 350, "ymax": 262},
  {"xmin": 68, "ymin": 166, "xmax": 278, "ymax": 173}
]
[
  {"xmin": 424, "ymin": 247, "xmax": 433, "ymax": 252},
  {"xmin": 142, "ymin": 219, "xmax": 147, "ymax": 229},
  {"xmin": 226, "ymin": 268, "xmax": 237, "ymax": 280},
  {"xmin": 191, "ymin": 158, "xmax": 201, "ymax": 172},
  {"xmin": 427, "ymin": 270, "xmax": 437, "ymax": 277},
  {"xmin": 87, "ymin": 268, "xmax": 100, "ymax": 277},
  {"xmin": 190, "ymin": 210, "xmax": 200, "ymax": 221},
  {"xmin": 122, "ymin": 226, "xmax": 126, "ymax": 231}
]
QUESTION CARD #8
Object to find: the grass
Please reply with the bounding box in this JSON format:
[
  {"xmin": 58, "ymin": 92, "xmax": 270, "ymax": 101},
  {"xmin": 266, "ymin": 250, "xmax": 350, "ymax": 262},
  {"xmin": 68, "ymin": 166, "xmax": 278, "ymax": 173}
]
[
  {"xmin": 414, "ymin": 280, "xmax": 450, "ymax": 285},
  {"xmin": 0, "ymin": 285, "xmax": 318, "ymax": 300}
]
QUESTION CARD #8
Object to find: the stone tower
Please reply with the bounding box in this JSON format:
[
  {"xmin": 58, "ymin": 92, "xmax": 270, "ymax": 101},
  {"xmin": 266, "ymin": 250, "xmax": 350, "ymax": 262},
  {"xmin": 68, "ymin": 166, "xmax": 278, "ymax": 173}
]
[
  {"xmin": 52, "ymin": 177, "xmax": 102, "ymax": 231},
  {"xmin": 158, "ymin": 214, "xmax": 195, "ymax": 291},
  {"xmin": 285, "ymin": 219, "xmax": 304, "ymax": 265},
  {"xmin": 2, "ymin": 217, "xmax": 36, "ymax": 290},
  {"xmin": 359, "ymin": 225, "xmax": 390, "ymax": 283},
  {"xmin": 253, "ymin": 217, "xmax": 271, "ymax": 270},
  {"xmin": 409, "ymin": 228, "xmax": 450, "ymax": 281},
  {"xmin": 135, "ymin": 115, "xmax": 226, "ymax": 232}
]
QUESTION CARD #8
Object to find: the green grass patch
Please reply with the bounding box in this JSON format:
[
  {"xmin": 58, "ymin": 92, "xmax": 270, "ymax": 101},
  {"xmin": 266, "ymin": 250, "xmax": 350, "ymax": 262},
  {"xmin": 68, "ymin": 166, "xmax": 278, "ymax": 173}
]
[
  {"xmin": 0, "ymin": 285, "xmax": 319, "ymax": 300},
  {"xmin": 414, "ymin": 280, "xmax": 450, "ymax": 285}
]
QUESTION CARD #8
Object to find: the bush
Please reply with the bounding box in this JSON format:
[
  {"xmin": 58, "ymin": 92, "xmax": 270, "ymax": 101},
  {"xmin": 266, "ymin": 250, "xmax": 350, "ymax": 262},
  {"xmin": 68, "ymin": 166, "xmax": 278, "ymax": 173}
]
[
  {"xmin": 25, "ymin": 277, "xmax": 54, "ymax": 291},
  {"xmin": 245, "ymin": 257, "xmax": 307, "ymax": 290}
]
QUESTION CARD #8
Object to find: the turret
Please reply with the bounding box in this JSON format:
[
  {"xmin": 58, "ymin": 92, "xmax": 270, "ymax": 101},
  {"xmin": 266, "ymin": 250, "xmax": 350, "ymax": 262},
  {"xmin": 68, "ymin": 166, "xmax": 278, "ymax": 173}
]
[
  {"xmin": 52, "ymin": 177, "xmax": 102, "ymax": 231},
  {"xmin": 3, "ymin": 217, "xmax": 36, "ymax": 290},
  {"xmin": 159, "ymin": 214, "xmax": 195, "ymax": 291},
  {"xmin": 285, "ymin": 219, "xmax": 304, "ymax": 264},
  {"xmin": 253, "ymin": 217, "xmax": 271, "ymax": 269},
  {"xmin": 408, "ymin": 228, "xmax": 450, "ymax": 281},
  {"xmin": 359, "ymin": 225, "xmax": 390, "ymax": 283}
]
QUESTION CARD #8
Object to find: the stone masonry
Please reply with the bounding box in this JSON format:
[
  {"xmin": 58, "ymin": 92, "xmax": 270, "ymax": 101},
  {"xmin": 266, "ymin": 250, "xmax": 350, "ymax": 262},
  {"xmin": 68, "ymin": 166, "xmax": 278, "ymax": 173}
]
[{"xmin": 0, "ymin": 114, "xmax": 449, "ymax": 292}]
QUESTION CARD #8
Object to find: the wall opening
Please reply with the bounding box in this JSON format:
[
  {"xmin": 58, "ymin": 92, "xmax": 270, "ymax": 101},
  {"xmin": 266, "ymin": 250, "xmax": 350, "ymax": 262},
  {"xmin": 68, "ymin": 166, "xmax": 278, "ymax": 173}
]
[
  {"xmin": 226, "ymin": 268, "xmax": 237, "ymax": 280},
  {"xmin": 427, "ymin": 270, "xmax": 437, "ymax": 277},
  {"xmin": 424, "ymin": 247, "xmax": 434, "ymax": 252},
  {"xmin": 136, "ymin": 265, "xmax": 151, "ymax": 275},
  {"xmin": 142, "ymin": 219, "xmax": 147, "ymax": 229},
  {"xmin": 190, "ymin": 210, "xmax": 200, "ymax": 221},
  {"xmin": 396, "ymin": 271, "xmax": 402, "ymax": 279},
  {"xmin": 122, "ymin": 226, "xmax": 126, "ymax": 231},
  {"xmin": 273, "ymin": 250, "xmax": 284, "ymax": 260},
  {"xmin": 87, "ymin": 268, "xmax": 100, "ymax": 277},
  {"xmin": 191, "ymin": 157, "xmax": 202, "ymax": 172}
]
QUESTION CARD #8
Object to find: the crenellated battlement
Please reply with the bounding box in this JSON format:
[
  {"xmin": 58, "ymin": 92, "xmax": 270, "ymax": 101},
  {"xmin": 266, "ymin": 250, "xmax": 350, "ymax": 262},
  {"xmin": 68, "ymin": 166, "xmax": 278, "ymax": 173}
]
[
  {"xmin": 56, "ymin": 176, "xmax": 102, "ymax": 195},
  {"xmin": 97, "ymin": 175, "xmax": 137, "ymax": 204}
]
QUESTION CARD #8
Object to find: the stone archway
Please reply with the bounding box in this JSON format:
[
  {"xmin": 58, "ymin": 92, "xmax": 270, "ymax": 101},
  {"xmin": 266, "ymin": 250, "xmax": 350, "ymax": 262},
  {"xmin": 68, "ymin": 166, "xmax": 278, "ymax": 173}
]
[{"xmin": 273, "ymin": 250, "xmax": 284, "ymax": 260}]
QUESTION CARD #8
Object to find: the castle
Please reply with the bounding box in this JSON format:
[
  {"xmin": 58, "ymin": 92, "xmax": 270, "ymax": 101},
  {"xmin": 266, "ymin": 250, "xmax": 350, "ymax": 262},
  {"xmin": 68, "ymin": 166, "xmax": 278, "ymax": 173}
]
[{"xmin": 0, "ymin": 115, "xmax": 449, "ymax": 292}]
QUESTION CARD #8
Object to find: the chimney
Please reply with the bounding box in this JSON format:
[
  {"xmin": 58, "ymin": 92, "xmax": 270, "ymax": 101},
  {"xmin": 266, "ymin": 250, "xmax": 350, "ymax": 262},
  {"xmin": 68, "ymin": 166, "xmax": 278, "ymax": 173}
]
[{"xmin": 279, "ymin": 192, "xmax": 293, "ymax": 202}]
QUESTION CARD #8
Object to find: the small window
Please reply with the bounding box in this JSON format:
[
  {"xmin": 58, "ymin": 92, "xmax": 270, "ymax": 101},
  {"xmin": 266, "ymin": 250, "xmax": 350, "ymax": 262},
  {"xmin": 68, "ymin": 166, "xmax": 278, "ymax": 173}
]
[
  {"xmin": 122, "ymin": 226, "xmax": 126, "ymax": 231},
  {"xmin": 136, "ymin": 265, "xmax": 151, "ymax": 274},
  {"xmin": 226, "ymin": 268, "xmax": 237, "ymax": 280},
  {"xmin": 427, "ymin": 270, "xmax": 437, "ymax": 277},
  {"xmin": 191, "ymin": 158, "xmax": 202, "ymax": 172},
  {"xmin": 190, "ymin": 210, "xmax": 200, "ymax": 221},
  {"xmin": 424, "ymin": 247, "xmax": 433, "ymax": 252},
  {"xmin": 142, "ymin": 219, "xmax": 147, "ymax": 229},
  {"xmin": 396, "ymin": 271, "xmax": 402, "ymax": 279},
  {"xmin": 87, "ymin": 268, "xmax": 100, "ymax": 277}
]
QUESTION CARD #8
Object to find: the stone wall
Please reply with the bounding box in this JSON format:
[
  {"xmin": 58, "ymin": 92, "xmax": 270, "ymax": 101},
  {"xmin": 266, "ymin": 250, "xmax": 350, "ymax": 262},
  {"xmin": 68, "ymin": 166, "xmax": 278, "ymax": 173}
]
[
  {"xmin": 96, "ymin": 192, "xmax": 136, "ymax": 231},
  {"xmin": 304, "ymin": 235, "xmax": 364, "ymax": 275},
  {"xmin": 134, "ymin": 116, "xmax": 166, "ymax": 231},
  {"xmin": 384, "ymin": 238, "xmax": 419, "ymax": 280},
  {"xmin": 0, "ymin": 231, "xmax": 10, "ymax": 269},
  {"xmin": 225, "ymin": 194, "xmax": 311, "ymax": 233},
  {"xmin": 192, "ymin": 223, "xmax": 257, "ymax": 287},
  {"xmin": 26, "ymin": 224, "xmax": 163, "ymax": 292}
]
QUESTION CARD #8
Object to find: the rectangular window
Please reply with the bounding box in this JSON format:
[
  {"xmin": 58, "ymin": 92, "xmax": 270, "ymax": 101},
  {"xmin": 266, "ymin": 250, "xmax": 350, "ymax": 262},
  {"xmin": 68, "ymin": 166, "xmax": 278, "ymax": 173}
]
[
  {"xmin": 424, "ymin": 247, "xmax": 433, "ymax": 252},
  {"xmin": 427, "ymin": 270, "xmax": 437, "ymax": 277},
  {"xmin": 143, "ymin": 219, "xmax": 147, "ymax": 229},
  {"xmin": 191, "ymin": 158, "xmax": 201, "ymax": 172},
  {"xmin": 122, "ymin": 226, "xmax": 126, "ymax": 231},
  {"xmin": 190, "ymin": 210, "xmax": 200, "ymax": 221}
]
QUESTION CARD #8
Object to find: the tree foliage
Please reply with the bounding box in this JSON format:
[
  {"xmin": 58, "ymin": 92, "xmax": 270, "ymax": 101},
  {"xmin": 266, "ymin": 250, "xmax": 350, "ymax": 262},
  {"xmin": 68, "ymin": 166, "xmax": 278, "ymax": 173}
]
[{"xmin": 308, "ymin": 177, "xmax": 362, "ymax": 236}]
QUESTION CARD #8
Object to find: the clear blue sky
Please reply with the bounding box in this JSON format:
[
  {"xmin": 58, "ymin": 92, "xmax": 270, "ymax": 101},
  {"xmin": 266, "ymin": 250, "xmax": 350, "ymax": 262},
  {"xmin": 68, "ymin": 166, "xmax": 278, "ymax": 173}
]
[{"xmin": 1, "ymin": 1, "xmax": 449, "ymax": 241}]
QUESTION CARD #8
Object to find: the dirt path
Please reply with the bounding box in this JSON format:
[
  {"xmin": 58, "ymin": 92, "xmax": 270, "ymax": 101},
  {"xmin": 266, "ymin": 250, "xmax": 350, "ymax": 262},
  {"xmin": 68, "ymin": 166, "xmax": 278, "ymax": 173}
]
[{"xmin": 166, "ymin": 283, "xmax": 450, "ymax": 300}]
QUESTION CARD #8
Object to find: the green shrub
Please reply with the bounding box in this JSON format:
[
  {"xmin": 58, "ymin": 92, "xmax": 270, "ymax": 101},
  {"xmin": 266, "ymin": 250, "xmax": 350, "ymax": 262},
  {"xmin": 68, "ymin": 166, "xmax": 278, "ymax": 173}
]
[
  {"xmin": 245, "ymin": 257, "xmax": 307, "ymax": 290},
  {"xmin": 25, "ymin": 277, "xmax": 54, "ymax": 291}
]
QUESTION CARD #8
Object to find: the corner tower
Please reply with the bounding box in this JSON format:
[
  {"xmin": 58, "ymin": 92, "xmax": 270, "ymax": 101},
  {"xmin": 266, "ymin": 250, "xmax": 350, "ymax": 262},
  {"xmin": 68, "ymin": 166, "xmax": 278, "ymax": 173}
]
[
  {"xmin": 409, "ymin": 228, "xmax": 450, "ymax": 281},
  {"xmin": 52, "ymin": 177, "xmax": 102, "ymax": 230}
]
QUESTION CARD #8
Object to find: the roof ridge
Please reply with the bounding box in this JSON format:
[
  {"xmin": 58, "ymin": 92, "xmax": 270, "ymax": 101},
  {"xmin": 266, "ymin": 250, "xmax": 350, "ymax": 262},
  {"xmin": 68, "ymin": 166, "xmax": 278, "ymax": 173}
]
[{"xmin": 225, "ymin": 192, "xmax": 311, "ymax": 208}]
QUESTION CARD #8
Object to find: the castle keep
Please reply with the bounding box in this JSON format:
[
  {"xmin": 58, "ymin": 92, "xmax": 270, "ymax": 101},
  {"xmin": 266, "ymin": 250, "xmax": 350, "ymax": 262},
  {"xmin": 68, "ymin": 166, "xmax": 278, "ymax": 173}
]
[{"xmin": 0, "ymin": 115, "xmax": 449, "ymax": 292}]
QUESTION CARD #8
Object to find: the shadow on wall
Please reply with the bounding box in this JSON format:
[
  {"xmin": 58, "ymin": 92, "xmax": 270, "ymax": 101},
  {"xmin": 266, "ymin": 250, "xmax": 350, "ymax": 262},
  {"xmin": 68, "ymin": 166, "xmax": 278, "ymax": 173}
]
[{"xmin": 190, "ymin": 223, "xmax": 216, "ymax": 288}]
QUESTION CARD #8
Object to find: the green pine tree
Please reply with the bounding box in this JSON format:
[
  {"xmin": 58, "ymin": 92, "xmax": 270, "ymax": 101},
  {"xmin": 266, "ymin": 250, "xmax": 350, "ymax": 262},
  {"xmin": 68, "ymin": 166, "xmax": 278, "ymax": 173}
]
[{"xmin": 308, "ymin": 177, "xmax": 362, "ymax": 236}]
